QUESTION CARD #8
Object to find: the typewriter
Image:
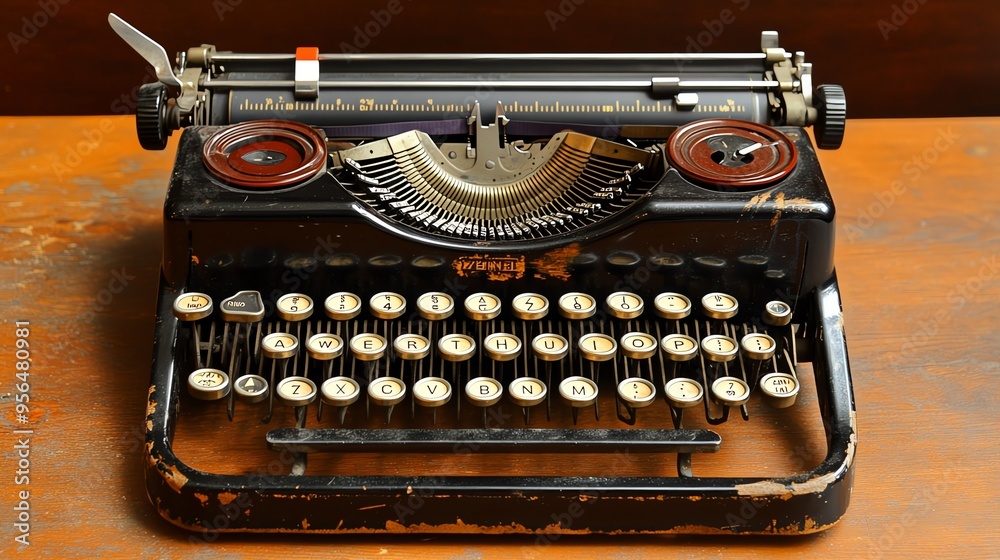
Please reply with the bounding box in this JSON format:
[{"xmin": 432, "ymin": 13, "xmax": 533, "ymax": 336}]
[{"xmin": 111, "ymin": 14, "xmax": 855, "ymax": 535}]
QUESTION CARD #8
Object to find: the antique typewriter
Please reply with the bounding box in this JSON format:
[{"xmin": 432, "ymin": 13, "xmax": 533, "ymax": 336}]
[{"xmin": 111, "ymin": 14, "xmax": 855, "ymax": 535}]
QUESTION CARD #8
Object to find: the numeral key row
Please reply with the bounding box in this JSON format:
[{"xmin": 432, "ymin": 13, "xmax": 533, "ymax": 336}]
[{"xmin": 174, "ymin": 291, "xmax": 796, "ymax": 324}]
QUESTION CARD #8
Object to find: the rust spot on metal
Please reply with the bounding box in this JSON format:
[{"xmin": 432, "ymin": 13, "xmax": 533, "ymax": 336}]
[{"xmin": 530, "ymin": 243, "xmax": 580, "ymax": 281}]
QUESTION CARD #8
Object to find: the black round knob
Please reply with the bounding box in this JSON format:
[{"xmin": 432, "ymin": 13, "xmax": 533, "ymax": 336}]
[
  {"xmin": 814, "ymin": 84, "xmax": 846, "ymax": 150},
  {"xmin": 136, "ymin": 83, "xmax": 171, "ymax": 150}
]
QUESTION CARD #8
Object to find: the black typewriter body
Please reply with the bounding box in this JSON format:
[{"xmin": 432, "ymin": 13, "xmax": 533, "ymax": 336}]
[{"xmin": 112, "ymin": 14, "xmax": 856, "ymax": 535}]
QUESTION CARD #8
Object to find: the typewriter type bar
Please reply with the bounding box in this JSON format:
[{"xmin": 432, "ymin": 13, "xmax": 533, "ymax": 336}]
[{"xmin": 115, "ymin": 14, "xmax": 855, "ymax": 535}]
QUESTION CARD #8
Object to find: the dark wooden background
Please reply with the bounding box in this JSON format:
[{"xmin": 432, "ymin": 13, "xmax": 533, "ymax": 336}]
[{"xmin": 0, "ymin": 0, "xmax": 997, "ymax": 118}]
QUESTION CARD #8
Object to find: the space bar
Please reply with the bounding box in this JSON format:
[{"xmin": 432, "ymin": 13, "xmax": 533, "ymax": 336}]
[{"xmin": 266, "ymin": 428, "xmax": 721, "ymax": 454}]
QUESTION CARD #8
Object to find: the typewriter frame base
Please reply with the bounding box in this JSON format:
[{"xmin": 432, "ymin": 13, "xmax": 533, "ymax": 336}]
[{"xmin": 144, "ymin": 276, "xmax": 855, "ymax": 535}]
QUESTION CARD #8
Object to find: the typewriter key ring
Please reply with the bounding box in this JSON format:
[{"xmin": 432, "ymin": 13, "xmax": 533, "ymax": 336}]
[{"xmin": 667, "ymin": 119, "xmax": 797, "ymax": 190}]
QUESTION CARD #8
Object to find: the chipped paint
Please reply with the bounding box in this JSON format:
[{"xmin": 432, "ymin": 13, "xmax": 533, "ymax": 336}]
[
  {"xmin": 145, "ymin": 384, "xmax": 157, "ymax": 418},
  {"xmin": 737, "ymin": 409, "xmax": 856, "ymax": 498},
  {"xmin": 301, "ymin": 518, "xmax": 310, "ymax": 530},
  {"xmin": 741, "ymin": 189, "xmax": 773, "ymax": 215},
  {"xmin": 770, "ymin": 192, "xmax": 786, "ymax": 228},
  {"xmin": 145, "ymin": 441, "xmax": 188, "ymax": 492},
  {"xmin": 529, "ymin": 243, "xmax": 580, "ymax": 281},
  {"xmin": 193, "ymin": 493, "xmax": 209, "ymax": 505},
  {"xmin": 218, "ymin": 492, "xmax": 238, "ymax": 505}
]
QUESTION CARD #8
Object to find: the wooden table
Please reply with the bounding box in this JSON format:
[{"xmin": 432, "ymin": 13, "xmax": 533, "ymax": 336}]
[{"xmin": 0, "ymin": 116, "xmax": 997, "ymax": 558}]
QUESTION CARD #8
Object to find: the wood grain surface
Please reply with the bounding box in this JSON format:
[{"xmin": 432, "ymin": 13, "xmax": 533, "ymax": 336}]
[{"xmin": 0, "ymin": 116, "xmax": 998, "ymax": 558}]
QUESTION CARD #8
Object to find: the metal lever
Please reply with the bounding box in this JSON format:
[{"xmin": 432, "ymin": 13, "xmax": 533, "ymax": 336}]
[{"xmin": 108, "ymin": 13, "xmax": 182, "ymax": 91}]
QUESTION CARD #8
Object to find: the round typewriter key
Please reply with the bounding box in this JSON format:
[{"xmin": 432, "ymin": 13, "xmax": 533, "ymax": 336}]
[
  {"xmin": 759, "ymin": 372, "xmax": 800, "ymax": 408},
  {"xmin": 653, "ymin": 292, "xmax": 692, "ymax": 320},
  {"xmin": 620, "ymin": 332, "xmax": 658, "ymax": 360},
  {"xmin": 350, "ymin": 333, "xmax": 387, "ymax": 361},
  {"xmin": 531, "ymin": 333, "xmax": 569, "ymax": 362},
  {"xmin": 173, "ymin": 292, "xmax": 213, "ymax": 321},
  {"xmin": 606, "ymin": 291, "xmax": 644, "ymax": 319},
  {"xmin": 763, "ymin": 300, "xmax": 792, "ymax": 326},
  {"xmin": 711, "ymin": 376, "xmax": 751, "ymax": 407},
  {"xmin": 559, "ymin": 376, "xmax": 599, "ymax": 407},
  {"xmin": 483, "ymin": 333, "xmax": 522, "ymax": 362},
  {"xmin": 558, "ymin": 292, "xmax": 597, "ymax": 320},
  {"xmin": 465, "ymin": 376, "xmax": 504, "ymax": 407},
  {"xmin": 741, "ymin": 332, "xmax": 777, "ymax": 361},
  {"xmin": 275, "ymin": 376, "xmax": 317, "ymax": 406},
  {"xmin": 416, "ymin": 292, "xmax": 455, "ymax": 321},
  {"xmin": 368, "ymin": 377, "xmax": 407, "ymax": 406},
  {"xmin": 412, "ymin": 377, "xmax": 452, "ymax": 407},
  {"xmin": 617, "ymin": 377, "xmax": 657, "ymax": 408},
  {"xmin": 464, "ymin": 293, "xmax": 502, "ymax": 321},
  {"xmin": 512, "ymin": 293, "xmax": 549, "ymax": 320},
  {"xmin": 233, "ymin": 374, "xmax": 269, "ymax": 404},
  {"xmin": 438, "ymin": 334, "xmax": 476, "ymax": 362},
  {"xmin": 393, "ymin": 333, "xmax": 431, "ymax": 360},
  {"xmin": 509, "ymin": 377, "xmax": 547, "ymax": 407},
  {"xmin": 664, "ymin": 377, "xmax": 704, "ymax": 408},
  {"xmin": 261, "ymin": 332, "xmax": 299, "ymax": 360},
  {"xmin": 320, "ymin": 376, "xmax": 361, "ymax": 406},
  {"xmin": 370, "ymin": 292, "xmax": 406, "ymax": 320},
  {"xmin": 701, "ymin": 335, "xmax": 739, "ymax": 363},
  {"xmin": 701, "ymin": 292, "xmax": 739, "ymax": 319},
  {"xmin": 667, "ymin": 119, "xmax": 797, "ymax": 190},
  {"xmin": 306, "ymin": 333, "xmax": 344, "ymax": 360},
  {"xmin": 578, "ymin": 333, "xmax": 617, "ymax": 362},
  {"xmin": 187, "ymin": 368, "xmax": 230, "ymax": 400},
  {"xmin": 276, "ymin": 293, "xmax": 314, "ymax": 322},
  {"xmin": 325, "ymin": 292, "xmax": 362, "ymax": 320},
  {"xmin": 660, "ymin": 334, "xmax": 699, "ymax": 361}
]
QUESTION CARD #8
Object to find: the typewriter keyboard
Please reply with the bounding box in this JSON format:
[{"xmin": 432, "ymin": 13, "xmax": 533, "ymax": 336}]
[{"xmin": 174, "ymin": 288, "xmax": 805, "ymax": 435}]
